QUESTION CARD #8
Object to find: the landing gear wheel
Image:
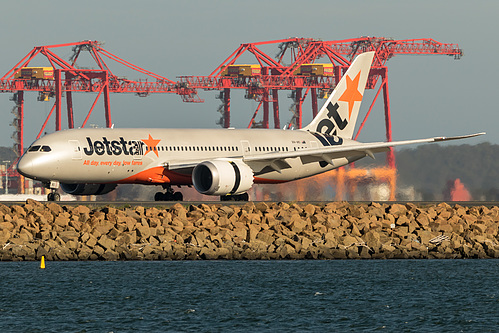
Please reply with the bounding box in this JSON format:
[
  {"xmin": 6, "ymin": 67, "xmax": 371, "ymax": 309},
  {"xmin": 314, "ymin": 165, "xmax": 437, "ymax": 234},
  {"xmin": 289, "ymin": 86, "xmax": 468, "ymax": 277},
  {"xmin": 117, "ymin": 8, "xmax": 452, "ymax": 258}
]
[
  {"xmin": 173, "ymin": 192, "xmax": 183, "ymax": 201},
  {"xmin": 164, "ymin": 192, "xmax": 173, "ymax": 201},
  {"xmin": 47, "ymin": 192, "xmax": 60, "ymax": 201},
  {"xmin": 155, "ymin": 189, "xmax": 183, "ymax": 201}
]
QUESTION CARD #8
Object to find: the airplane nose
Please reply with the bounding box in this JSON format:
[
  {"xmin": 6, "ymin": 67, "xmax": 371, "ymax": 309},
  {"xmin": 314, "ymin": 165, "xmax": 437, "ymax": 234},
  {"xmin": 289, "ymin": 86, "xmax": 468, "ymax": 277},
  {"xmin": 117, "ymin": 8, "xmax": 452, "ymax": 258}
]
[{"xmin": 17, "ymin": 157, "xmax": 34, "ymax": 178}]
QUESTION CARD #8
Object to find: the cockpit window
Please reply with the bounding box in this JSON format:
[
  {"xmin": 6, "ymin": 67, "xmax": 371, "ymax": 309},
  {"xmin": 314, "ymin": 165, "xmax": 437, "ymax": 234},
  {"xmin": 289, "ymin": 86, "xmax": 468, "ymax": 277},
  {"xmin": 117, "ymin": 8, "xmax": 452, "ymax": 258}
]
[
  {"xmin": 41, "ymin": 146, "xmax": 52, "ymax": 152},
  {"xmin": 28, "ymin": 145, "xmax": 41, "ymax": 152}
]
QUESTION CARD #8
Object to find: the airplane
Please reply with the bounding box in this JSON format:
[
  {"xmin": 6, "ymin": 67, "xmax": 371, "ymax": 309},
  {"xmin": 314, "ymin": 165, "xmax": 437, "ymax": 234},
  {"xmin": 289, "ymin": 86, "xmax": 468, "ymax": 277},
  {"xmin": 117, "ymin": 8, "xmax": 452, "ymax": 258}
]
[{"xmin": 16, "ymin": 51, "xmax": 484, "ymax": 201}]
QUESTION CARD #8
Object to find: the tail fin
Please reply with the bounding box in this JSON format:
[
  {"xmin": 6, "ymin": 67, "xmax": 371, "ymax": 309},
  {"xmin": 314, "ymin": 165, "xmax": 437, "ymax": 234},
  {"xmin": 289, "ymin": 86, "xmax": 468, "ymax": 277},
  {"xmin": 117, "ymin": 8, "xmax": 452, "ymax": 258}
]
[{"xmin": 302, "ymin": 51, "xmax": 375, "ymax": 139}]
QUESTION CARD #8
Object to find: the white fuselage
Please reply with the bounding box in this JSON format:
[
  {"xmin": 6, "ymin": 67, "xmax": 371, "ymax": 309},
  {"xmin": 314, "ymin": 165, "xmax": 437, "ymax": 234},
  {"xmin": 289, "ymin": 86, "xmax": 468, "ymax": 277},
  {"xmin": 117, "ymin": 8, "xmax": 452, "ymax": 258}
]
[{"xmin": 17, "ymin": 127, "xmax": 361, "ymax": 186}]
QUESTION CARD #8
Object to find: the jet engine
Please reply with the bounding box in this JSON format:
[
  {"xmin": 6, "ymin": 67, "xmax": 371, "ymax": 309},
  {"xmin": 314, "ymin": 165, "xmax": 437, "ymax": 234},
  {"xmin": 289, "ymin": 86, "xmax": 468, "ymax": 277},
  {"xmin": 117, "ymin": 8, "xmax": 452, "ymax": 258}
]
[
  {"xmin": 61, "ymin": 183, "xmax": 118, "ymax": 196},
  {"xmin": 192, "ymin": 160, "xmax": 254, "ymax": 196}
]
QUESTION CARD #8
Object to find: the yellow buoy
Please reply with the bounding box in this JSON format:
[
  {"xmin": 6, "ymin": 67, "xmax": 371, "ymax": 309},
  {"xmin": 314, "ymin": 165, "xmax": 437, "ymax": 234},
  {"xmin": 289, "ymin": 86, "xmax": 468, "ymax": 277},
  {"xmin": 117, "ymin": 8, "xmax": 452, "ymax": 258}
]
[{"xmin": 40, "ymin": 255, "xmax": 45, "ymax": 269}]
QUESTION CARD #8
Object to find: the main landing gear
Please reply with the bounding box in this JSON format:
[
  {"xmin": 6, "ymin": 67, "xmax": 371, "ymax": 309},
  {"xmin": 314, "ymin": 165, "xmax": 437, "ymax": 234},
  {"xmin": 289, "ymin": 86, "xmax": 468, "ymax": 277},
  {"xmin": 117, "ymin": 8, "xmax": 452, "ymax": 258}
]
[
  {"xmin": 155, "ymin": 185, "xmax": 183, "ymax": 201},
  {"xmin": 220, "ymin": 193, "xmax": 249, "ymax": 202}
]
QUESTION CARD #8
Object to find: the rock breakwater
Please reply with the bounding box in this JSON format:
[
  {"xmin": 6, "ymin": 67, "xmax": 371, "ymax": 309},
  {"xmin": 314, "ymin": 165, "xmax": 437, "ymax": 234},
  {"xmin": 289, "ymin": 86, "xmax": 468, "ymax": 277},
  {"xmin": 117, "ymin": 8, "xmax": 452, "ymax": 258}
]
[{"xmin": 1, "ymin": 200, "xmax": 498, "ymax": 261}]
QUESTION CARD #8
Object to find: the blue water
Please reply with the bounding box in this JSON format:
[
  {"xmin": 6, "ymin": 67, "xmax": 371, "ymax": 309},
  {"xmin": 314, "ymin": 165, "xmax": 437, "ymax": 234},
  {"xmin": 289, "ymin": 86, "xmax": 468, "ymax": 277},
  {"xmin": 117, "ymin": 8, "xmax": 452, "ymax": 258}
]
[{"xmin": 0, "ymin": 260, "xmax": 497, "ymax": 332}]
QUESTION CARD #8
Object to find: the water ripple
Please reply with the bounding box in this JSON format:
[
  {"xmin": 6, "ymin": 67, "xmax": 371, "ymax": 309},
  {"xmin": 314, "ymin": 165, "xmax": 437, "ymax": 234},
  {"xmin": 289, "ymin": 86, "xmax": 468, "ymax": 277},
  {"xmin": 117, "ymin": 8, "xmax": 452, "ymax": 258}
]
[{"xmin": 0, "ymin": 260, "xmax": 497, "ymax": 332}]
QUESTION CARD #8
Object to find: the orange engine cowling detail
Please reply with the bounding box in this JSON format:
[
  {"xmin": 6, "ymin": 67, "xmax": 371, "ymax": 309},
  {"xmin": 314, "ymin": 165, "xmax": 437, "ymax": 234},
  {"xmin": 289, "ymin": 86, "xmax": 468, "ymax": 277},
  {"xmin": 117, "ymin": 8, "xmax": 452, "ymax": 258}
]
[{"xmin": 192, "ymin": 160, "xmax": 253, "ymax": 196}]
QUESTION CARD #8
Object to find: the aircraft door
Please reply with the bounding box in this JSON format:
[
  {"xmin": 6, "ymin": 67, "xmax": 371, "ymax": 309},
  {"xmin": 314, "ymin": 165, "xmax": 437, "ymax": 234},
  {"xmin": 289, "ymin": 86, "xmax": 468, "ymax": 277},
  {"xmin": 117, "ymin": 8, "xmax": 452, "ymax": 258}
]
[
  {"xmin": 69, "ymin": 140, "xmax": 82, "ymax": 160},
  {"xmin": 241, "ymin": 140, "xmax": 251, "ymax": 157}
]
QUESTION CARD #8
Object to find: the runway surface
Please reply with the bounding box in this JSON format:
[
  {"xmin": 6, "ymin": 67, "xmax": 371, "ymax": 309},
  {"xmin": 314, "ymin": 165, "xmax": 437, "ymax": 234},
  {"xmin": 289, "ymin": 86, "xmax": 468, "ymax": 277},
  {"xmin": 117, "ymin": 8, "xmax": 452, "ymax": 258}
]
[{"xmin": 1, "ymin": 201, "xmax": 498, "ymax": 207}]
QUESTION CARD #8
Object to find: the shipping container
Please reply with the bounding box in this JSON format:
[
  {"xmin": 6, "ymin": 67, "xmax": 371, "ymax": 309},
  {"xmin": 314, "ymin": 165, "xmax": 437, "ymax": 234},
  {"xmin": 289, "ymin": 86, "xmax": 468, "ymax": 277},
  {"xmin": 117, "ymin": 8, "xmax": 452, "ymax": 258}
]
[
  {"xmin": 222, "ymin": 64, "xmax": 261, "ymax": 77},
  {"xmin": 294, "ymin": 63, "xmax": 334, "ymax": 76},
  {"xmin": 14, "ymin": 67, "xmax": 54, "ymax": 80}
]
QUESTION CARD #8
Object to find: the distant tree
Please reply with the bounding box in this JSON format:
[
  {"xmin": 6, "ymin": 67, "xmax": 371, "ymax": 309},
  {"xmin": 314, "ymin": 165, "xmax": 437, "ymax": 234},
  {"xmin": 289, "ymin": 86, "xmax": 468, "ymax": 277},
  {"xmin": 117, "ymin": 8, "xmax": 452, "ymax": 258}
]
[{"xmin": 357, "ymin": 142, "xmax": 499, "ymax": 200}]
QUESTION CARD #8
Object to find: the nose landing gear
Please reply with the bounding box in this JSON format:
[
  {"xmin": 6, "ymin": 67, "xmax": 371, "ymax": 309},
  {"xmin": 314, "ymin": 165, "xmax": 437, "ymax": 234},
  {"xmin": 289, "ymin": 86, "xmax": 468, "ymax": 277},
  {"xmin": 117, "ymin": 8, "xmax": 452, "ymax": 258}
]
[
  {"xmin": 44, "ymin": 181, "xmax": 61, "ymax": 201},
  {"xmin": 47, "ymin": 192, "xmax": 61, "ymax": 201}
]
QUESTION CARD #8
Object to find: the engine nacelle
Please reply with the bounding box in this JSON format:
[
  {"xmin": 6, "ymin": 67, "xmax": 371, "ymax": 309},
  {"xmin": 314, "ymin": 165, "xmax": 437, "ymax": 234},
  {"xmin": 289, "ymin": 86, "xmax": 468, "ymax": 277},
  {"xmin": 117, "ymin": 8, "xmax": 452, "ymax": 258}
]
[
  {"xmin": 192, "ymin": 160, "xmax": 254, "ymax": 196},
  {"xmin": 61, "ymin": 183, "xmax": 117, "ymax": 196}
]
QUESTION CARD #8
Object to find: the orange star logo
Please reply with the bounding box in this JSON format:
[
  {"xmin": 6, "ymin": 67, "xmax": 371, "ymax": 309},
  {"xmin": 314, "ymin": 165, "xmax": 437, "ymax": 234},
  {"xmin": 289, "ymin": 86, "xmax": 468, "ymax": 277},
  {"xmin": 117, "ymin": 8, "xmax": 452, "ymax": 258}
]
[
  {"xmin": 338, "ymin": 71, "xmax": 363, "ymax": 120},
  {"xmin": 141, "ymin": 134, "xmax": 161, "ymax": 157}
]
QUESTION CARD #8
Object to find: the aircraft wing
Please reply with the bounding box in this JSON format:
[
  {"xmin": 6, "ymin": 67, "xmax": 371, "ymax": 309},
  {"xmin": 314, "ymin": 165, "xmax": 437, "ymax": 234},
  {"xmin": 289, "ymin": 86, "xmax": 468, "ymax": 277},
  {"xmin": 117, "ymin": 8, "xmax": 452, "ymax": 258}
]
[
  {"xmin": 243, "ymin": 132, "xmax": 486, "ymax": 171},
  {"xmin": 166, "ymin": 132, "xmax": 484, "ymax": 171}
]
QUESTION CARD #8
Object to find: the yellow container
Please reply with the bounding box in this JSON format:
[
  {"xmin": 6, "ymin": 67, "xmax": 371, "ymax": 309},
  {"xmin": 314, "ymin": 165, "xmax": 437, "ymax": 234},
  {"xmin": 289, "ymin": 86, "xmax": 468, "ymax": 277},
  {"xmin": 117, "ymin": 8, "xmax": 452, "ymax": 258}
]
[
  {"xmin": 295, "ymin": 64, "xmax": 334, "ymax": 76},
  {"xmin": 14, "ymin": 67, "xmax": 54, "ymax": 80},
  {"xmin": 222, "ymin": 64, "xmax": 261, "ymax": 77}
]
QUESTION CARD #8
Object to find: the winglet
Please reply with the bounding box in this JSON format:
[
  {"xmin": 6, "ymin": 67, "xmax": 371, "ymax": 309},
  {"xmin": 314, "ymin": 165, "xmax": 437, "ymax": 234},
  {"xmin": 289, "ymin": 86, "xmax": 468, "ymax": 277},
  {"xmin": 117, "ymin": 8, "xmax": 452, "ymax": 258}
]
[{"xmin": 433, "ymin": 132, "xmax": 486, "ymax": 142}]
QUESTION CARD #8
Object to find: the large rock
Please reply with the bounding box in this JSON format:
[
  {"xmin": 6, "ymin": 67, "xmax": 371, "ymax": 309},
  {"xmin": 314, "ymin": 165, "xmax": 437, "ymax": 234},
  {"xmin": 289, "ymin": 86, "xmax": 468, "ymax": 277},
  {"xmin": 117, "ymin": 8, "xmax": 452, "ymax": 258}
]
[
  {"xmin": 98, "ymin": 235, "xmax": 116, "ymax": 251},
  {"xmin": 0, "ymin": 222, "xmax": 15, "ymax": 232},
  {"xmin": 362, "ymin": 230, "xmax": 382, "ymax": 250},
  {"xmin": 256, "ymin": 230, "xmax": 274, "ymax": 244},
  {"xmin": 46, "ymin": 202, "xmax": 63, "ymax": 215},
  {"xmin": 389, "ymin": 203, "xmax": 407, "ymax": 217},
  {"xmin": 0, "ymin": 230, "xmax": 11, "ymax": 244},
  {"xmin": 289, "ymin": 215, "xmax": 308, "ymax": 233},
  {"xmin": 276, "ymin": 244, "xmax": 296, "ymax": 259}
]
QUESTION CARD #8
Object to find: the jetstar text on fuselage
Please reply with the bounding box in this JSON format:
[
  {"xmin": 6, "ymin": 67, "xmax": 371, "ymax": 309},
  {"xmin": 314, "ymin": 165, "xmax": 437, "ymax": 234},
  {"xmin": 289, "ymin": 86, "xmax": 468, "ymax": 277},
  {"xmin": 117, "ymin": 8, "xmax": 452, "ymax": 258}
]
[{"xmin": 83, "ymin": 137, "xmax": 145, "ymax": 156}]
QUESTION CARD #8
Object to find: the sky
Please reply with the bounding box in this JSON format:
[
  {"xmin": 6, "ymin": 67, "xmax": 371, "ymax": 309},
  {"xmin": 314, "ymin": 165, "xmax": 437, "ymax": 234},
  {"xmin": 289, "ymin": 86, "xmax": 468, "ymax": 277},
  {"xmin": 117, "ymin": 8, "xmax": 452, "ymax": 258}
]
[{"xmin": 0, "ymin": 0, "xmax": 496, "ymax": 151}]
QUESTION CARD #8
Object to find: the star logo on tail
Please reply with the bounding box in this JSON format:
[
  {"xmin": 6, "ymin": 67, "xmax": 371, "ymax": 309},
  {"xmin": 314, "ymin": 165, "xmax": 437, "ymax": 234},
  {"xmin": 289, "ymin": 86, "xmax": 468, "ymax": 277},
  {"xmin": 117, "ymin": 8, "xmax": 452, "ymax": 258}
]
[
  {"xmin": 338, "ymin": 71, "xmax": 363, "ymax": 120},
  {"xmin": 141, "ymin": 134, "xmax": 161, "ymax": 157}
]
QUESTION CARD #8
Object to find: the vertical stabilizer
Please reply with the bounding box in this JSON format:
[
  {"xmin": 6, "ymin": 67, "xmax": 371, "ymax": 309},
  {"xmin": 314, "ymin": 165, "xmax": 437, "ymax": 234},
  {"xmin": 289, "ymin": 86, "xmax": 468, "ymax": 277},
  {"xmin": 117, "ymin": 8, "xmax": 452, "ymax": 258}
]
[{"xmin": 302, "ymin": 51, "xmax": 375, "ymax": 139}]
